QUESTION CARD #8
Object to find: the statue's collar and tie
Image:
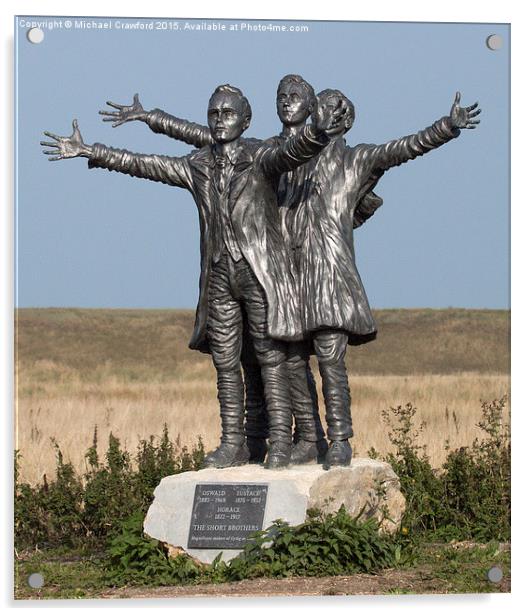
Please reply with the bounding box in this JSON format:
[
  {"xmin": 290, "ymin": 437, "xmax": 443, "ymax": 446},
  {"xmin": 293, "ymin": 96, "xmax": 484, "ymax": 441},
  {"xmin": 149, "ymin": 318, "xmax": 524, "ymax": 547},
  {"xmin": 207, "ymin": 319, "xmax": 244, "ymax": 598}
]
[
  {"xmin": 212, "ymin": 140, "xmax": 243, "ymax": 193},
  {"xmin": 213, "ymin": 140, "xmax": 243, "ymax": 168}
]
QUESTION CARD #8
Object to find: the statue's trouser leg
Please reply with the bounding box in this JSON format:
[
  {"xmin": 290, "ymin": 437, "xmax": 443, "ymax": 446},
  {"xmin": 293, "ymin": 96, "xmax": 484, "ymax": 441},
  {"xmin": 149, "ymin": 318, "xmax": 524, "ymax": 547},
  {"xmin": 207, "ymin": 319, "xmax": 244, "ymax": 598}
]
[
  {"xmin": 234, "ymin": 260, "xmax": 292, "ymax": 447},
  {"xmin": 207, "ymin": 255, "xmax": 245, "ymax": 446},
  {"xmin": 287, "ymin": 342, "xmax": 325, "ymax": 442},
  {"xmin": 312, "ymin": 330, "xmax": 353, "ymax": 441},
  {"xmin": 241, "ymin": 331, "xmax": 269, "ymax": 440}
]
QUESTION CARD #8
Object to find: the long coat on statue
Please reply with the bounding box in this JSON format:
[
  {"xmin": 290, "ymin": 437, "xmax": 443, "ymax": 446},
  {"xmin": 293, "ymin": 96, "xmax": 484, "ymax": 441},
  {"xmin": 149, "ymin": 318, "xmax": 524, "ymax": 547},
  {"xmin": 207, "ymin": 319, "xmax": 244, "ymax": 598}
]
[
  {"xmin": 87, "ymin": 126, "xmax": 329, "ymax": 353},
  {"xmin": 275, "ymin": 115, "xmax": 460, "ymax": 345}
]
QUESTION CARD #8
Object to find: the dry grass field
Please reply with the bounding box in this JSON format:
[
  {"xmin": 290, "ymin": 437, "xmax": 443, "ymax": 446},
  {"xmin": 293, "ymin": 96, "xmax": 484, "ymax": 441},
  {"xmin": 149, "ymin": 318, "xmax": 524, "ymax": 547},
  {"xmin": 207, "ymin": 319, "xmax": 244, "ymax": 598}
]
[{"xmin": 15, "ymin": 308, "xmax": 510, "ymax": 485}]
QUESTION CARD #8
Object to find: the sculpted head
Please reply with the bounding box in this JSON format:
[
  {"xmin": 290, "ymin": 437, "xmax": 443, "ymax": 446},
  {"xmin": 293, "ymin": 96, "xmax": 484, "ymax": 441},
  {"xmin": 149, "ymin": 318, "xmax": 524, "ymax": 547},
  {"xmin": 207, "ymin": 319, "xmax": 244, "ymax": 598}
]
[
  {"xmin": 208, "ymin": 84, "xmax": 252, "ymax": 144},
  {"xmin": 276, "ymin": 74, "xmax": 316, "ymax": 127},
  {"xmin": 316, "ymin": 88, "xmax": 355, "ymax": 137}
]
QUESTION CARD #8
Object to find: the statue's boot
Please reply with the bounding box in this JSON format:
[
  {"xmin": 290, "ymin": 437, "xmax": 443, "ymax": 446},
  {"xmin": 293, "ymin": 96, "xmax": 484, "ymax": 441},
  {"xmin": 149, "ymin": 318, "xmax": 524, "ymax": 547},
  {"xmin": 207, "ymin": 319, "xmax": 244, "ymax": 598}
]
[
  {"xmin": 265, "ymin": 441, "xmax": 292, "ymax": 469},
  {"xmin": 203, "ymin": 368, "xmax": 249, "ymax": 468},
  {"xmin": 322, "ymin": 440, "xmax": 352, "ymax": 470},
  {"xmin": 291, "ymin": 438, "xmax": 328, "ymax": 465},
  {"xmin": 203, "ymin": 442, "xmax": 250, "ymax": 468}
]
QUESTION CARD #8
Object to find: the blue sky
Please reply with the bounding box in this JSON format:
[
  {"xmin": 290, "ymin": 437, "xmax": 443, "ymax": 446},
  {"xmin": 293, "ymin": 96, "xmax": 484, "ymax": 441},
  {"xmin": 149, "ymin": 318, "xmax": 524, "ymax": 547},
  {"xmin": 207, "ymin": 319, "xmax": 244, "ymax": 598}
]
[{"xmin": 15, "ymin": 16, "xmax": 510, "ymax": 309}]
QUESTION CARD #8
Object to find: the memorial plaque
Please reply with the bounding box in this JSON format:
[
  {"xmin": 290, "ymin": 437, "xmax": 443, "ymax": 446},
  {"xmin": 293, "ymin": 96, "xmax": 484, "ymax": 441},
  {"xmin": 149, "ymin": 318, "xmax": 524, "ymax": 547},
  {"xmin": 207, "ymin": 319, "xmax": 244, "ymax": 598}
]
[{"xmin": 187, "ymin": 483, "xmax": 268, "ymax": 549}]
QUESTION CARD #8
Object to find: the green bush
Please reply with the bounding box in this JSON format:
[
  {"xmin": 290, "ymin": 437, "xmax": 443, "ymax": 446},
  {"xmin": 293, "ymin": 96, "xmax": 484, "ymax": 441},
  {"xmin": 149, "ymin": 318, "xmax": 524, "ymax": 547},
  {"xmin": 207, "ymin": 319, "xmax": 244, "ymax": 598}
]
[
  {"xmin": 380, "ymin": 403, "xmax": 446, "ymax": 534},
  {"xmin": 104, "ymin": 505, "xmax": 411, "ymax": 586},
  {"xmin": 15, "ymin": 443, "xmax": 86, "ymax": 548},
  {"xmin": 214, "ymin": 506, "xmax": 410, "ymax": 581},
  {"xmin": 376, "ymin": 397, "xmax": 510, "ymax": 541},
  {"xmin": 83, "ymin": 430, "xmax": 137, "ymax": 538},
  {"xmin": 439, "ymin": 397, "xmax": 510, "ymax": 541},
  {"xmin": 105, "ymin": 511, "xmax": 202, "ymax": 586},
  {"xmin": 14, "ymin": 426, "xmax": 205, "ymax": 551},
  {"xmin": 134, "ymin": 426, "xmax": 179, "ymax": 510}
]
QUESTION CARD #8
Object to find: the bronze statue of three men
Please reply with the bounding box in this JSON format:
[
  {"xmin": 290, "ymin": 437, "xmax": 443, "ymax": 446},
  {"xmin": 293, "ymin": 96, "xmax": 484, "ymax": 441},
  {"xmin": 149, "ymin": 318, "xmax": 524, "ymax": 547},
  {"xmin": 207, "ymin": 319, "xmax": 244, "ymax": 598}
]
[{"xmin": 41, "ymin": 75, "xmax": 481, "ymax": 470}]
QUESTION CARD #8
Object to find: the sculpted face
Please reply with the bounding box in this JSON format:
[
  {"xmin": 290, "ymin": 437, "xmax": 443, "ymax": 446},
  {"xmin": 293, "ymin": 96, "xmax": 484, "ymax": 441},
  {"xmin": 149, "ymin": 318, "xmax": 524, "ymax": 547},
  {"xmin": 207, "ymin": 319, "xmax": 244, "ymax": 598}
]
[
  {"xmin": 276, "ymin": 82, "xmax": 314, "ymax": 127},
  {"xmin": 207, "ymin": 91, "xmax": 250, "ymax": 144}
]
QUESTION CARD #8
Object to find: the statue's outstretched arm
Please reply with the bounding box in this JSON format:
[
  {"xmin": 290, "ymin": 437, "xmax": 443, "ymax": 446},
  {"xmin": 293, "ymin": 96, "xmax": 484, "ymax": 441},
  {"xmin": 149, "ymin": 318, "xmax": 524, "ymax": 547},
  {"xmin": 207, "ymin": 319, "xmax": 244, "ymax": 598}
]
[
  {"xmin": 41, "ymin": 119, "xmax": 192, "ymax": 189},
  {"xmin": 88, "ymin": 143, "xmax": 192, "ymax": 188},
  {"xmin": 99, "ymin": 93, "xmax": 212, "ymax": 149},
  {"xmin": 361, "ymin": 92, "xmax": 481, "ymax": 173}
]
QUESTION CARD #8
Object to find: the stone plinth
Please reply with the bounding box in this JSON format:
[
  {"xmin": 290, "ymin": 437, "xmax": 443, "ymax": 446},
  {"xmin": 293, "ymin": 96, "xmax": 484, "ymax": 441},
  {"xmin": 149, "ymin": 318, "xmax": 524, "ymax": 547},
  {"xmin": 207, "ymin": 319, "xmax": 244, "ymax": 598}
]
[{"xmin": 143, "ymin": 458, "xmax": 405, "ymax": 564}]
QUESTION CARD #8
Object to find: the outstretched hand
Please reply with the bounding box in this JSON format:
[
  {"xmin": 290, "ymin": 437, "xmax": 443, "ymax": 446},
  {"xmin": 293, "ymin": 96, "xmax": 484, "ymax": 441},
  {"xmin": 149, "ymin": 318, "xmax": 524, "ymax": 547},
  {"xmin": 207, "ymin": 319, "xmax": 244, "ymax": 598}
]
[
  {"xmin": 40, "ymin": 119, "xmax": 91, "ymax": 160},
  {"xmin": 450, "ymin": 91, "xmax": 481, "ymax": 129},
  {"xmin": 312, "ymin": 97, "xmax": 348, "ymax": 135},
  {"xmin": 99, "ymin": 93, "xmax": 147, "ymax": 127}
]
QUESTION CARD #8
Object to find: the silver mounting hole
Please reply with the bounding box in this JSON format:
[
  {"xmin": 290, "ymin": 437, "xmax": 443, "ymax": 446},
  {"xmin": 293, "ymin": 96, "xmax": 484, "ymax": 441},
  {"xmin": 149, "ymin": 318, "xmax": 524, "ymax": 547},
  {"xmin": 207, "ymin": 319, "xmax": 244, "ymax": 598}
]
[
  {"xmin": 487, "ymin": 565, "xmax": 503, "ymax": 583},
  {"xmin": 27, "ymin": 28, "xmax": 45, "ymax": 44},
  {"xmin": 28, "ymin": 572, "xmax": 44, "ymax": 588},
  {"xmin": 486, "ymin": 34, "xmax": 503, "ymax": 51}
]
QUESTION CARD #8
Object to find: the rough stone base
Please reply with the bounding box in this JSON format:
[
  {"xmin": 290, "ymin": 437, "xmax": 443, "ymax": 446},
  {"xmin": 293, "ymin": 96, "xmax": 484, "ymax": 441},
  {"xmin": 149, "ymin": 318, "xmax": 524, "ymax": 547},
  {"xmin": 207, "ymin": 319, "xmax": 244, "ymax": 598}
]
[{"xmin": 144, "ymin": 458, "xmax": 405, "ymax": 564}]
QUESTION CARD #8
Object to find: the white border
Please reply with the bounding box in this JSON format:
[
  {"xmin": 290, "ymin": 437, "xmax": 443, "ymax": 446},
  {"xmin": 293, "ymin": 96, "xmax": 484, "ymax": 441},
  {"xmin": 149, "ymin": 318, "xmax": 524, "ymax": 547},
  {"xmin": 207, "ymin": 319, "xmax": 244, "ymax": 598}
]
[{"xmin": 2, "ymin": 1, "xmax": 528, "ymax": 614}]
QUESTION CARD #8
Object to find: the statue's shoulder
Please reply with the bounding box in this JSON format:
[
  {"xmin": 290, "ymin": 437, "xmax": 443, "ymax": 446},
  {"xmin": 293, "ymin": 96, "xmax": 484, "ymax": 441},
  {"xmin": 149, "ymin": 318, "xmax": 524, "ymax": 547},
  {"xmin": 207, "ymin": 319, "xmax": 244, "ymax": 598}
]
[
  {"xmin": 351, "ymin": 142, "xmax": 376, "ymax": 152},
  {"xmin": 245, "ymin": 136, "xmax": 286, "ymax": 159},
  {"xmin": 241, "ymin": 137, "xmax": 264, "ymax": 151},
  {"xmin": 262, "ymin": 135, "xmax": 283, "ymax": 146},
  {"xmin": 348, "ymin": 142, "xmax": 378, "ymax": 162}
]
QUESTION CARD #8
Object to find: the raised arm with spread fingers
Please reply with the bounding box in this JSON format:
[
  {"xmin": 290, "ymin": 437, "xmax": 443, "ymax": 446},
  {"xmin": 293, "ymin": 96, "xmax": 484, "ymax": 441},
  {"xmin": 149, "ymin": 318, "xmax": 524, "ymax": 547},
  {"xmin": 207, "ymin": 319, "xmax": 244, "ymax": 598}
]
[
  {"xmin": 354, "ymin": 91, "xmax": 481, "ymax": 175},
  {"xmin": 99, "ymin": 93, "xmax": 213, "ymax": 149},
  {"xmin": 40, "ymin": 119, "xmax": 93, "ymax": 160},
  {"xmin": 41, "ymin": 119, "xmax": 193, "ymax": 189}
]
